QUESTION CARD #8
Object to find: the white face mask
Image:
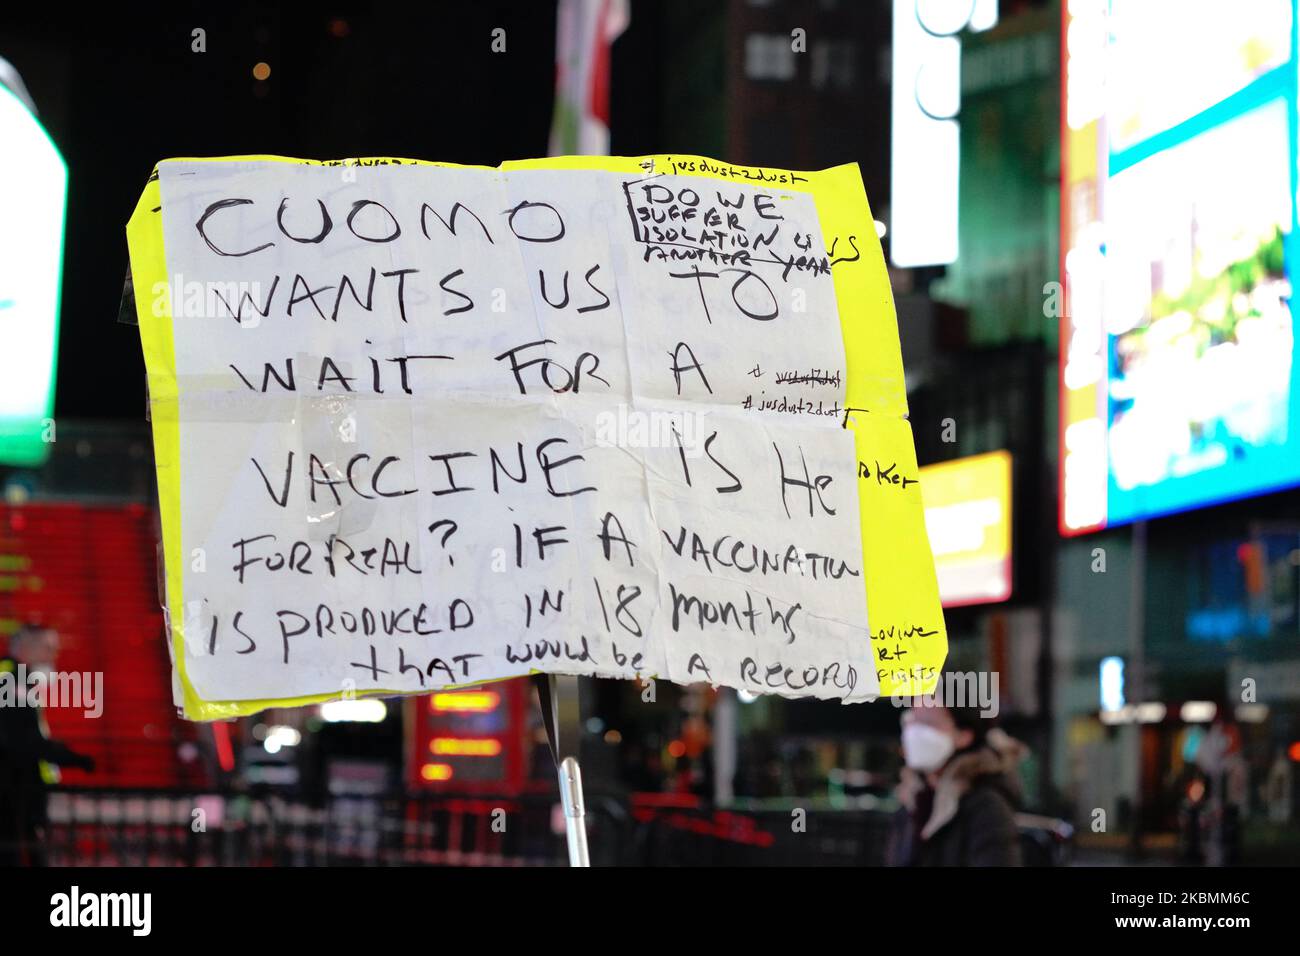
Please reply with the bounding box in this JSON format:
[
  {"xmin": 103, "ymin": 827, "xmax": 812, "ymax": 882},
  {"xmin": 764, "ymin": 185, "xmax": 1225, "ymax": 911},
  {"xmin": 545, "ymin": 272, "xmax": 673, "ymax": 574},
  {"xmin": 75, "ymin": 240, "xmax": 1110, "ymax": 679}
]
[{"xmin": 902, "ymin": 723, "xmax": 956, "ymax": 773}]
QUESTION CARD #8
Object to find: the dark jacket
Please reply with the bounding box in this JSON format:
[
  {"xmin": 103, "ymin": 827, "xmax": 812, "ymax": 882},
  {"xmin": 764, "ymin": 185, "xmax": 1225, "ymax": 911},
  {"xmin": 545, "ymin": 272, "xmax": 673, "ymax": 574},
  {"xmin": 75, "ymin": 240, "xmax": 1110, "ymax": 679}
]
[
  {"xmin": 0, "ymin": 658, "xmax": 90, "ymax": 836},
  {"xmin": 888, "ymin": 729, "xmax": 1025, "ymax": 867}
]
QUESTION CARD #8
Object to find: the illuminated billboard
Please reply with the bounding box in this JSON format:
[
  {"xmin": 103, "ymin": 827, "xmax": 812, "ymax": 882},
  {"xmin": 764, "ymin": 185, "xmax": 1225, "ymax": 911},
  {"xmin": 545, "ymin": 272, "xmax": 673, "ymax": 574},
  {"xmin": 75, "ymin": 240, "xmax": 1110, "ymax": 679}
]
[
  {"xmin": 920, "ymin": 450, "xmax": 1012, "ymax": 607},
  {"xmin": 1060, "ymin": 0, "xmax": 1300, "ymax": 533},
  {"xmin": 890, "ymin": 0, "xmax": 999, "ymax": 267},
  {"xmin": 0, "ymin": 81, "xmax": 65, "ymax": 467}
]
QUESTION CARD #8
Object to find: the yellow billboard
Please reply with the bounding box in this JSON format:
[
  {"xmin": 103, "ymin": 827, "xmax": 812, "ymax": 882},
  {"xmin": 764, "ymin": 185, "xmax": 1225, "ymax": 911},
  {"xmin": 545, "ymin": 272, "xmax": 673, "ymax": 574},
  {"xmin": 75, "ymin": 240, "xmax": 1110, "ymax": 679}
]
[{"xmin": 920, "ymin": 450, "xmax": 1012, "ymax": 607}]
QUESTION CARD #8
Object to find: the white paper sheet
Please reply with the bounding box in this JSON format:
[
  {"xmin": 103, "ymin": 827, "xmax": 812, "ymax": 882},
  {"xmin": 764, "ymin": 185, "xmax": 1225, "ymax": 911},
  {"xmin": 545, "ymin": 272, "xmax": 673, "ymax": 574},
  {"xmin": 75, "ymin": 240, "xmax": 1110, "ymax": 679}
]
[{"xmin": 157, "ymin": 160, "xmax": 877, "ymax": 703}]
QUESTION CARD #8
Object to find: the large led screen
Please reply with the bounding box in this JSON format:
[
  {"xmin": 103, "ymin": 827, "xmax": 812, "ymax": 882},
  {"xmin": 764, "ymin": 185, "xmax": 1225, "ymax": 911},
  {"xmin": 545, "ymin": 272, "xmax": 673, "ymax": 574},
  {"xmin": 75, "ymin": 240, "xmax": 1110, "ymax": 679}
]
[{"xmin": 1061, "ymin": 0, "xmax": 1300, "ymax": 533}]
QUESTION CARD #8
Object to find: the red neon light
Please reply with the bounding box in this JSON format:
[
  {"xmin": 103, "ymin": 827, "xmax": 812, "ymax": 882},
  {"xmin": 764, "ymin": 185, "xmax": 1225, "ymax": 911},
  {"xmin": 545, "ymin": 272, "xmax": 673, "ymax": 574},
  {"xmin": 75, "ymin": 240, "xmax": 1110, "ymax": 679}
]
[{"xmin": 212, "ymin": 721, "xmax": 235, "ymax": 773}]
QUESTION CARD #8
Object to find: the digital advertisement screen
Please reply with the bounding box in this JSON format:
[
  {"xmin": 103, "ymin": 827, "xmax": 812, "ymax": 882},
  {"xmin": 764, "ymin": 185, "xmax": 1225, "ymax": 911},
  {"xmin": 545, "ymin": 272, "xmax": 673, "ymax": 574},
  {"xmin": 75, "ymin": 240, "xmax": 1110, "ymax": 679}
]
[
  {"xmin": 920, "ymin": 450, "xmax": 1013, "ymax": 608},
  {"xmin": 1060, "ymin": 0, "xmax": 1300, "ymax": 533},
  {"xmin": 0, "ymin": 81, "xmax": 65, "ymax": 468}
]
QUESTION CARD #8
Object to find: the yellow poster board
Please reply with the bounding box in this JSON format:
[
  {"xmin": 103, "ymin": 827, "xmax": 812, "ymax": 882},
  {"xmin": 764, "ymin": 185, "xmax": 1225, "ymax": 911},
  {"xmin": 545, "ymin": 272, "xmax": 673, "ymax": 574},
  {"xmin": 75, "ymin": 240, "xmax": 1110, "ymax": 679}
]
[{"xmin": 127, "ymin": 154, "xmax": 946, "ymax": 719}]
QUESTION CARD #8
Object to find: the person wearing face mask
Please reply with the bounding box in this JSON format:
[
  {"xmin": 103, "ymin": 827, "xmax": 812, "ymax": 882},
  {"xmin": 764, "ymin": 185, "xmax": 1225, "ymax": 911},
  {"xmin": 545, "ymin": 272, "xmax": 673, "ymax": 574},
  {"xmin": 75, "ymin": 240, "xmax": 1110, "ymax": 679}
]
[
  {"xmin": 0, "ymin": 624, "xmax": 96, "ymax": 866},
  {"xmin": 886, "ymin": 696, "xmax": 1026, "ymax": 866}
]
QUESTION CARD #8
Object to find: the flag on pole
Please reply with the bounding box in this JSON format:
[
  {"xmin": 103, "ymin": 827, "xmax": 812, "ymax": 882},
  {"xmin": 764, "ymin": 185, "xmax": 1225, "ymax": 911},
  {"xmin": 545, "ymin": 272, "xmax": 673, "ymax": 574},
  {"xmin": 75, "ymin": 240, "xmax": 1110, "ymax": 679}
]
[{"xmin": 549, "ymin": 0, "xmax": 630, "ymax": 156}]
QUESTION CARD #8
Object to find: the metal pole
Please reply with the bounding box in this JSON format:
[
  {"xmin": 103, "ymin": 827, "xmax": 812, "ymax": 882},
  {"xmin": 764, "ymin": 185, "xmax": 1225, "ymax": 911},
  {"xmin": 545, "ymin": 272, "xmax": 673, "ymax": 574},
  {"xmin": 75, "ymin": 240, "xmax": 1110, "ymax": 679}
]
[
  {"xmin": 558, "ymin": 756, "xmax": 590, "ymax": 867},
  {"xmin": 533, "ymin": 673, "xmax": 590, "ymax": 867}
]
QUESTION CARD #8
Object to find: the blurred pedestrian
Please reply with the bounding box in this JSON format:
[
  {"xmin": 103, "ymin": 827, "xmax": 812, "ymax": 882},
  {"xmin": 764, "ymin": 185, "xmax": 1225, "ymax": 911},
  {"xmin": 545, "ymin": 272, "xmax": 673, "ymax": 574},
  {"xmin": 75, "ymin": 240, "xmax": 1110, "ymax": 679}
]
[
  {"xmin": 1265, "ymin": 748, "xmax": 1292, "ymax": 825},
  {"xmin": 1193, "ymin": 720, "xmax": 1246, "ymax": 866},
  {"xmin": 0, "ymin": 624, "xmax": 96, "ymax": 866},
  {"xmin": 887, "ymin": 702, "xmax": 1025, "ymax": 866},
  {"xmin": 1177, "ymin": 769, "xmax": 1208, "ymax": 865}
]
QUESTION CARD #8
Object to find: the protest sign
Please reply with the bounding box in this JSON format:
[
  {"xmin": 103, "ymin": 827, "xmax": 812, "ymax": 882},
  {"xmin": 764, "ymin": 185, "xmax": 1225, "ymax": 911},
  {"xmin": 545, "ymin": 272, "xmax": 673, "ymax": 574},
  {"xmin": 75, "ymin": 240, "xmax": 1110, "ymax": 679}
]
[{"xmin": 126, "ymin": 154, "xmax": 945, "ymax": 719}]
